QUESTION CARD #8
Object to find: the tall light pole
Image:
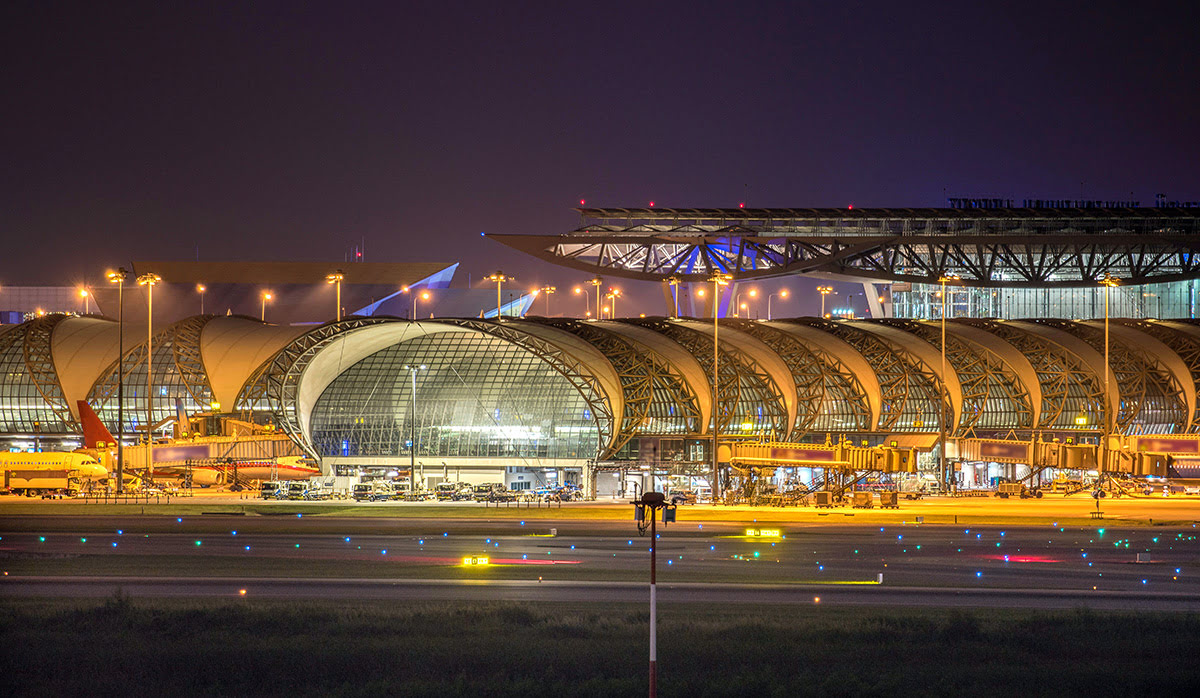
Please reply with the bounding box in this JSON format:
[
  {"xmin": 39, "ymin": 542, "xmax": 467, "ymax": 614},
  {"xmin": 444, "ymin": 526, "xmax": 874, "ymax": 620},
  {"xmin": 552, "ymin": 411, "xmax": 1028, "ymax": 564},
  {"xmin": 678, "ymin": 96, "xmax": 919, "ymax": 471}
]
[
  {"xmin": 260, "ymin": 291, "xmax": 272, "ymax": 322},
  {"xmin": 587, "ymin": 277, "xmax": 603, "ymax": 321},
  {"xmin": 1101, "ymin": 273, "xmax": 1120, "ymax": 478},
  {"xmin": 137, "ymin": 272, "xmax": 160, "ymax": 484},
  {"xmin": 325, "ymin": 271, "xmax": 344, "ymax": 321},
  {"xmin": 537, "ymin": 286, "xmax": 556, "ymax": 315},
  {"xmin": 196, "ymin": 284, "xmax": 206, "ymax": 315},
  {"xmin": 817, "ymin": 286, "xmax": 833, "ymax": 318},
  {"xmin": 106, "ymin": 268, "xmax": 130, "ymax": 491},
  {"xmin": 573, "ymin": 286, "xmax": 591, "ymax": 318},
  {"xmin": 768, "ymin": 289, "xmax": 789, "ymax": 321},
  {"xmin": 79, "ymin": 288, "xmax": 91, "ymax": 314},
  {"xmin": 938, "ymin": 273, "xmax": 959, "ymax": 493},
  {"xmin": 486, "ymin": 271, "xmax": 513, "ymax": 320},
  {"xmin": 606, "ymin": 288, "xmax": 621, "ymax": 319},
  {"xmin": 666, "ymin": 276, "xmax": 682, "ymax": 317},
  {"xmin": 709, "ymin": 272, "xmax": 732, "ymax": 500},
  {"xmin": 404, "ymin": 364, "xmax": 427, "ymax": 494}
]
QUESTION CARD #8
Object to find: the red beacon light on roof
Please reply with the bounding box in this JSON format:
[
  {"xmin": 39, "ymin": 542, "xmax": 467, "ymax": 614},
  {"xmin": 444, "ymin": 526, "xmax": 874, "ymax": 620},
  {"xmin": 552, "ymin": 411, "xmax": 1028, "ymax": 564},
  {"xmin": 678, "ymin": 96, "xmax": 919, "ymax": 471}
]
[
  {"xmin": 648, "ymin": 201, "xmax": 655, "ymax": 207},
  {"xmin": 739, "ymin": 202, "xmax": 745, "ymax": 208},
  {"xmin": 579, "ymin": 199, "xmax": 586, "ymax": 206}
]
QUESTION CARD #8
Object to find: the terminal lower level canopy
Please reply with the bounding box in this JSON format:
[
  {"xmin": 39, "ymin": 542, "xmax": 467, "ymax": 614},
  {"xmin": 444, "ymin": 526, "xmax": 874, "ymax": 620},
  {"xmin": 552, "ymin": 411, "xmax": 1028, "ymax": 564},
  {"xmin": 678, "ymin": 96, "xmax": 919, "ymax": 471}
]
[{"xmin": 487, "ymin": 207, "xmax": 1200, "ymax": 287}]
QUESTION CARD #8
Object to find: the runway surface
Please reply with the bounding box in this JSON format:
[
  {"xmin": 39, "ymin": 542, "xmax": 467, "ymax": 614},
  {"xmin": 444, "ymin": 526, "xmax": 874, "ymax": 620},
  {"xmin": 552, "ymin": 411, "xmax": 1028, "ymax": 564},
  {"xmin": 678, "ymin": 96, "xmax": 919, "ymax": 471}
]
[{"xmin": 4, "ymin": 514, "xmax": 1200, "ymax": 610}]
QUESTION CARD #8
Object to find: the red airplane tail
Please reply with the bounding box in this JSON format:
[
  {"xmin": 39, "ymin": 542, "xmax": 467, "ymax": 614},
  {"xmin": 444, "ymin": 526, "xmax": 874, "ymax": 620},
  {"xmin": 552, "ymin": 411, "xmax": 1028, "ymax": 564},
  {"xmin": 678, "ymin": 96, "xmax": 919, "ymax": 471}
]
[{"xmin": 77, "ymin": 400, "xmax": 118, "ymax": 448}]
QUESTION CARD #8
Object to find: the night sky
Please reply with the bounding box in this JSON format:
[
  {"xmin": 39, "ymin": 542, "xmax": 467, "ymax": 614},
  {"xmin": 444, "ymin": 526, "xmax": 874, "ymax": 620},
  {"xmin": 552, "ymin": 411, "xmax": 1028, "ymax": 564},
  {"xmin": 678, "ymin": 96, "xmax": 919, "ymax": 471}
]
[{"xmin": 3, "ymin": 1, "xmax": 1197, "ymax": 316}]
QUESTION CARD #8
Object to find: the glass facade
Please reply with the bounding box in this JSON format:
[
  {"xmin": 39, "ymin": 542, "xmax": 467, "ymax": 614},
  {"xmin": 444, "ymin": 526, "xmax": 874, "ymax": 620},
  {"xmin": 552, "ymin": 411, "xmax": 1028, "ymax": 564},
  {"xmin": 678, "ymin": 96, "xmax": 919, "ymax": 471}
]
[
  {"xmin": 309, "ymin": 332, "xmax": 599, "ymax": 460},
  {"xmin": 892, "ymin": 279, "xmax": 1200, "ymax": 321},
  {"xmin": 0, "ymin": 323, "xmax": 71, "ymax": 433},
  {"xmin": 88, "ymin": 332, "xmax": 215, "ymax": 436}
]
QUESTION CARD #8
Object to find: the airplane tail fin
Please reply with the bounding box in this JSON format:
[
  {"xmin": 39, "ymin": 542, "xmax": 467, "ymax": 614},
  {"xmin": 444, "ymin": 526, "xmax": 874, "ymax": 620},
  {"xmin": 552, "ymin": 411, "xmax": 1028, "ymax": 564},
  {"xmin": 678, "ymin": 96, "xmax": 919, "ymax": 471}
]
[{"xmin": 77, "ymin": 400, "xmax": 117, "ymax": 448}]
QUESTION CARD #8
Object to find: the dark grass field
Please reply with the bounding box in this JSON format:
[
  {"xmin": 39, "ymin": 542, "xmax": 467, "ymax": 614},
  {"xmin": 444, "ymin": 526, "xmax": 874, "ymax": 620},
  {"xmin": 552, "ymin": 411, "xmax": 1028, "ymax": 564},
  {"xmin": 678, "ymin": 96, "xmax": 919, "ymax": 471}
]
[{"xmin": 3, "ymin": 597, "xmax": 1200, "ymax": 697}]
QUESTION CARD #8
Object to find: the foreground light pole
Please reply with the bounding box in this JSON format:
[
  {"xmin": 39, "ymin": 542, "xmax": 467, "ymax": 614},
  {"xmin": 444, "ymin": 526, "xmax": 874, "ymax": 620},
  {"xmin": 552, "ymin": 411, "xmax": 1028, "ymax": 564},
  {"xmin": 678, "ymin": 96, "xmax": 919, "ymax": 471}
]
[
  {"xmin": 633, "ymin": 492, "xmax": 676, "ymax": 698},
  {"xmin": 196, "ymin": 284, "xmax": 206, "ymax": 315},
  {"xmin": 137, "ymin": 272, "xmax": 161, "ymax": 483},
  {"xmin": 486, "ymin": 271, "xmax": 513, "ymax": 320},
  {"xmin": 938, "ymin": 273, "xmax": 959, "ymax": 493},
  {"xmin": 767, "ymin": 289, "xmax": 789, "ymax": 321},
  {"xmin": 709, "ymin": 272, "xmax": 732, "ymax": 500},
  {"xmin": 1101, "ymin": 273, "xmax": 1120, "ymax": 478},
  {"xmin": 817, "ymin": 286, "xmax": 833, "ymax": 318},
  {"xmin": 325, "ymin": 271, "xmax": 344, "ymax": 321},
  {"xmin": 404, "ymin": 364, "xmax": 426, "ymax": 494},
  {"xmin": 107, "ymin": 268, "xmax": 130, "ymax": 491},
  {"xmin": 260, "ymin": 291, "xmax": 272, "ymax": 322}
]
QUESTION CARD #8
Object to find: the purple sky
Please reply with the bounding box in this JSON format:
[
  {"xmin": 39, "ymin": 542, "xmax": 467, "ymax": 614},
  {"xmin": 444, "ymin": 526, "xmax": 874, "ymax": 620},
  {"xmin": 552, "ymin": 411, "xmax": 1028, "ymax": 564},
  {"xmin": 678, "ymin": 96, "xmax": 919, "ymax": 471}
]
[{"xmin": 3, "ymin": 1, "xmax": 1197, "ymax": 317}]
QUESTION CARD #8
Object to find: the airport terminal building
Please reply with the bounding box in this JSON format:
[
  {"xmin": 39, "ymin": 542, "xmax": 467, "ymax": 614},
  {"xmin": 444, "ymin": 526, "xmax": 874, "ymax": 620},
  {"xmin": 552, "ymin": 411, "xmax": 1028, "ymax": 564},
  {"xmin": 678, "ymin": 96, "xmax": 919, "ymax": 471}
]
[{"xmin": 2, "ymin": 311, "xmax": 1200, "ymax": 494}]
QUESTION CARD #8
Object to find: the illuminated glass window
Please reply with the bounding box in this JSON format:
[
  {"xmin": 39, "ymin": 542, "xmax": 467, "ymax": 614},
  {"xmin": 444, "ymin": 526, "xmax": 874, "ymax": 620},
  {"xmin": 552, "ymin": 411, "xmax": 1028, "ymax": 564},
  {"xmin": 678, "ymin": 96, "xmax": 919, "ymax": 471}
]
[{"xmin": 309, "ymin": 332, "xmax": 599, "ymax": 460}]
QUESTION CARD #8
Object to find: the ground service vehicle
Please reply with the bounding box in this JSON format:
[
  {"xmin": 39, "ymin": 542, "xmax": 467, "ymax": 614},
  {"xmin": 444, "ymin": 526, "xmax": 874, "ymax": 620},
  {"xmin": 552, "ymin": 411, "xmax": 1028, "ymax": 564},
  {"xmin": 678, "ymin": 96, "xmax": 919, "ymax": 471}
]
[
  {"xmin": 287, "ymin": 482, "xmax": 307, "ymax": 500},
  {"xmin": 260, "ymin": 481, "xmax": 286, "ymax": 500},
  {"xmin": 305, "ymin": 482, "xmax": 333, "ymax": 500},
  {"xmin": 353, "ymin": 481, "xmax": 396, "ymax": 502},
  {"xmin": 996, "ymin": 482, "xmax": 1043, "ymax": 499},
  {"xmin": 1, "ymin": 451, "xmax": 108, "ymax": 497},
  {"xmin": 434, "ymin": 482, "xmax": 458, "ymax": 500}
]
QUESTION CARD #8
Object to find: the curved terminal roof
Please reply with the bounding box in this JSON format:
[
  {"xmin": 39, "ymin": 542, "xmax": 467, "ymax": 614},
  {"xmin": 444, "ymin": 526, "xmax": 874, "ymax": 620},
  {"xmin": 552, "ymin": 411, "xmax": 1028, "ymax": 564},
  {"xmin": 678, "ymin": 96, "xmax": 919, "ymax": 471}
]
[{"xmin": 4, "ymin": 313, "xmax": 1200, "ymax": 450}]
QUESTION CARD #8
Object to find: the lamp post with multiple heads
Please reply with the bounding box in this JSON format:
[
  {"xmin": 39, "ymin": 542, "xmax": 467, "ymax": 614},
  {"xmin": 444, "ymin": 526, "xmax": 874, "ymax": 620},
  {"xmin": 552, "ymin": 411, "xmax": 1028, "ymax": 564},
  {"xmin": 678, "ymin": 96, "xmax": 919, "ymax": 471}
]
[
  {"xmin": 325, "ymin": 270, "xmax": 344, "ymax": 321},
  {"xmin": 938, "ymin": 273, "xmax": 960, "ymax": 493},
  {"xmin": 605, "ymin": 288, "xmax": 621, "ymax": 319},
  {"xmin": 404, "ymin": 364, "xmax": 427, "ymax": 494},
  {"xmin": 587, "ymin": 277, "xmax": 603, "ymax": 320},
  {"xmin": 79, "ymin": 289, "xmax": 90, "ymax": 315},
  {"xmin": 1101, "ymin": 273, "xmax": 1120, "ymax": 479},
  {"xmin": 260, "ymin": 292, "xmax": 272, "ymax": 322},
  {"xmin": 136, "ymin": 272, "xmax": 161, "ymax": 483},
  {"xmin": 538, "ymin": 286, "xmax": 556, "ymax": 315},
  {"xmin": 196, "ymin": 284, "xmax": 206, "ymax": 315},
  {"xmin": 709, "ymin": 272, "xmax": 732, "ymax": 500},
  {"xmin": 666, "ymin": 276, "xmax": 682, "ymax": 317},
  {"xmin": 767, "ymin": 289, "xmax": 789, "ymax": 321},
  {"xmin": 486, "ymin": 272, "xmax": 513, "ymax": 320},
  {"xmin": 106, "ymin": 268, "xmax": 130, "ymax": 491},
  {"xmin": 817, "ymin": 286, "xmax": 833, "ymax": 317}
]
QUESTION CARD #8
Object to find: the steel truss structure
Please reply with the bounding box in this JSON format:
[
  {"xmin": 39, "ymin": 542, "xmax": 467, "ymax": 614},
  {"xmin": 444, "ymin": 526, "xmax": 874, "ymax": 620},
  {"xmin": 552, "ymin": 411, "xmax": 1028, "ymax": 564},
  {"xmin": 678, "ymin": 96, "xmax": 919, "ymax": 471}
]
[
  {"xmin": 489, "ymin": 207, "xmax": 1200, "ymax": 286},
  {"xmin": 89, "ymin": 315, "xmax": 217, "ymax": 430}
]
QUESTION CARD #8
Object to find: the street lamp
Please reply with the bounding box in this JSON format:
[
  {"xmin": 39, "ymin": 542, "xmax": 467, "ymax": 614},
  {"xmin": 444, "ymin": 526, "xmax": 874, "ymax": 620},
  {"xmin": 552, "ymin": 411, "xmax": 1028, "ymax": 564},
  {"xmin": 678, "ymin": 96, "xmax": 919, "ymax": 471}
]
[
  {"xmin": 260, "ymin": 291, "xmax": 273, "ymax": 322},
  {"xmin": 136, "ymin": 272, "xmax": 161, "ymax": 484},
  {"xmin": 709, "ymin": 272, "xmax": 732, "ymax": 500},
  {"xmin": 666, "ymin": 276, "xmax": 682, "ymax": 317},
  {"xmin": 325, "ymin": 270, "xmax": 344, "ymax": 321},
  {"xmin": 196, "ymin": 284, "xmax": 206, "ymax": 315},
  {"xmin": 404, "ymin": 364, "xmax": 427, "ymax": 494},
  {"xmin": 78, "ymin": 288, "xmax": 91, "ymax": 315},
  {"xmin": 486, "ymin": 271, "xmax": 513, "ymax": 320},
  {"xmin": 537, "ymin": 286, "xmax": 556, "ymax": 315},
  {"xmin": 1101, "ymin": 273, "xmax": 1120, "ymax": 477},
  {"xmin": 817, "ymin": 286, "xmax": 833, "ymax": 318},
  {"xmin": 409, "ymin": 289, "xmax": 431, "ymax": 320},
  {"xmin": 605, "ymin": 288, "xmax": 621, "ymax": 319},
  {"xmin": 736, "ymin": 289, "xmax": 757, "ymax": 319},
  {"xmin": 938, "ymin": 273, "xmax": 960, "ymax": 494},
  {"xmin": 573, "ymin": 286, "xmax": 592, "ymax": 318},
  {"xmin": 587, "ymin": 277, "xmax": 603, "ymax": 321},
  {"xmin": 767, "ymin": 289, "xmax": 789, "ymax": 321},
  {"xmin": 106, "ymin": 268, "xmax": 130, "ymax": 491}
]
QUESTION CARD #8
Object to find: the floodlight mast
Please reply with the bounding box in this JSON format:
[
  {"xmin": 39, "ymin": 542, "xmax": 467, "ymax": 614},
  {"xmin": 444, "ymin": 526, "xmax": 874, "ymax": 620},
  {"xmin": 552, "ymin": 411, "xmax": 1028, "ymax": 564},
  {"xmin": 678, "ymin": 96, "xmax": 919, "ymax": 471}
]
[{"xmin": 634, "ymin": 492, "xmax": 673, "ymax": 698}]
